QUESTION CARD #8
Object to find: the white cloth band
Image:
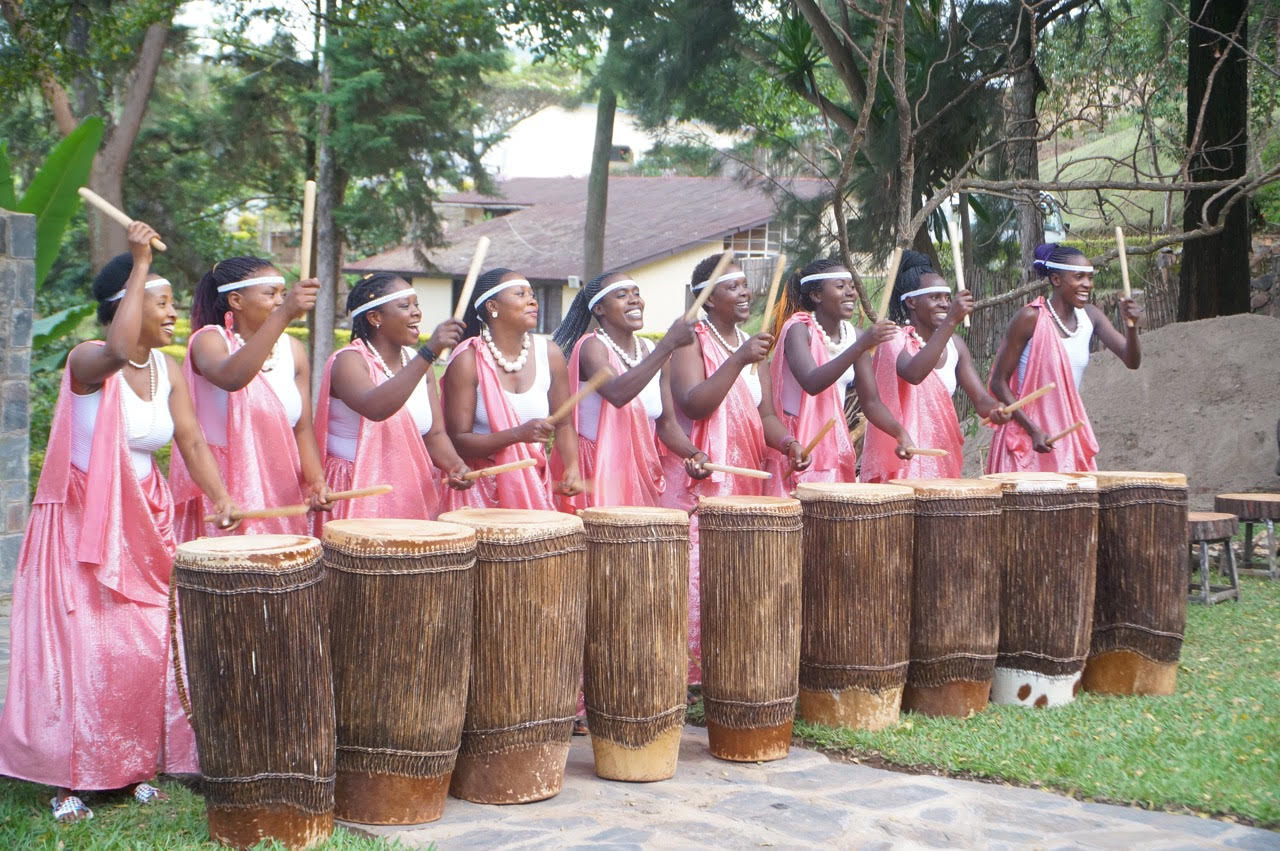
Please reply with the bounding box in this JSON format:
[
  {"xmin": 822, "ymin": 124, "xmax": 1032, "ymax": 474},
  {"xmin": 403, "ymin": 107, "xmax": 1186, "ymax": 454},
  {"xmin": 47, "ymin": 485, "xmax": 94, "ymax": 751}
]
[
  {"xmin": 692, "ymin": 271, "xmax": 746, "ymax": 292},
  {"xmin": 900, "ymin": 285, "xmax": 952, "ymax": 302},
  {"xmin": 799, "ymin": 271, "xmax": 852, "ymax": 285},
  {"xmin": 1044, "ymin": 261, "xmax": 1095, "ymax": 273},
  {"xmin": 588, "ymin": 279, "xmax": 638, "ymax": 310},
  {"xmin": 474, "ymin": 278, "xmax": 530, "ymax": 310},
  {"xmin": 106, "ymin": 278, "xmax": 172, "ymax": 302},
  {"xmin": 350, "ymin": 288, "xmax": 412, "ymax": 319},
  {"xmin": 217, "ymin": 274, "xmax": 286, "ymax": 294}
]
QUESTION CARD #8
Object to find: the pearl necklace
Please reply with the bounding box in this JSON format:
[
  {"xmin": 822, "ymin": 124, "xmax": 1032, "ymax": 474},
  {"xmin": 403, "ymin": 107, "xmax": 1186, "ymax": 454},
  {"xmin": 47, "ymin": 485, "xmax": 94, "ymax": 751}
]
[
  {"xmin": 809, "ymin": 312, "xmax": 849, "ymax": 354},
  {"xmin": 596, "ymin": 328, "xmax": 645, "ymax": 369},
  {"xmin": 481, "ymin": 324, "xmax": 530, "ymax": 373},
  {"xmin": 367, "ymin": 341, "xmax": 410, "ymax": 379},
  {"xmin": 1044, "ymin": 298, "xmax": 1080, "ymax": 338},
  {"xmin": 701, "ymin": 319, "xmax": 745, "ymax": 354},
  {"xmin": 232, "ymin": 329, "xmax": 282, "ymax": 372}
]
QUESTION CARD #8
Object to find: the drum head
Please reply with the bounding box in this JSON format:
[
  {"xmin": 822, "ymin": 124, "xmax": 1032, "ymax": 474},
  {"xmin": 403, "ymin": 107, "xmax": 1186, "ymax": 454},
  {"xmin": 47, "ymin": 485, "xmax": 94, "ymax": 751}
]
[
  {"xmin": 1084, "ymin": 471, "xmax": 1188, "ymax": 489},
  {"xmin": 697, "ymin": 495, "xmax": 801, "ymax": 514},
  {"xmin": 891, "ymin": 478, "xmax": 1003, "ymax": 498},
  {"xmin": 438, "ymin": 508, "xmax": 584, "ymax": 542},
  {"xmin": 983, "ymin": 472, "xmax": 1097, "ymax": 493},
  {"xmin": 579, "ymin": 506, "xmax": 689, "ymax": 527},
  {"xmin": 794, "ymin": 483, "xmax": 913, "ymax": 503},
  {"xmin": 176, "ymin": 534, "xmax": 321, "ymax": 571},
  {"xmin": 323, "ymin": 518, "xmax": 475, "ymax": 553}
]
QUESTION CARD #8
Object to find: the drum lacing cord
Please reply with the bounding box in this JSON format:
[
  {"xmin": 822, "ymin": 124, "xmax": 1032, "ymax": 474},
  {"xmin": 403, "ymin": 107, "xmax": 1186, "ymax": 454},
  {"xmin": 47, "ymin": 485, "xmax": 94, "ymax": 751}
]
[
  {"xmin": 1093, "ymin": 622, "xmax": 1183, "ymax": 639},
  {"xmin": 704, "ymin": 692, "xmax": 798, "ymax": 709},
  {"xmin": 998, "ymin": 650, "xmax": 1088, "ymax": 663},
  {"xmin": 203, "ymin": 771, "xmax": 336, "ymax": 785},
  {"xmin": 337, "ymin": 744, "xmax": 459, "ymax": 758},
  {"xmin": 801, "ymin": 660, "xmax": 909, "ymax": 671},
  {"xmin": 465, "ymin": 715, "xmax": 577, "ymax": 735},
  {"xmin": 168, "ymin": 576, "xmax": 195, "ymax": 724},
  {"xmin": 912, "ymin": 651, "xmax": 997, "ymax": 663},
  {"xmin": 584, "ymin": 704, "xmax": 687, "ymax": 724}
]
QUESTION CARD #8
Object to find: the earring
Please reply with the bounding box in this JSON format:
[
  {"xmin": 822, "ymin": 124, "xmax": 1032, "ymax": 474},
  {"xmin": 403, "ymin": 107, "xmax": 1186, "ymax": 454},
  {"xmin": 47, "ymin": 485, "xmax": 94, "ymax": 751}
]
[{"xmin": 489, "ymin": 310, "xmax": 498, "ymax": 318}]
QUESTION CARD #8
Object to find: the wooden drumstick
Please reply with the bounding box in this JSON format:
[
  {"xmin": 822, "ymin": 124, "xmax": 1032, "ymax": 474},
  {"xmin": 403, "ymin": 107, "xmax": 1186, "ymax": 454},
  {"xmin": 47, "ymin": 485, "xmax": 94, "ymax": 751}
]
[
  {"xmin": 751, "ymin": 252, "xmax": 789, "ymax": 375},
  {"xmin": 1045, "ymin": 420, "xmax": 1085, "ymax": 446},
  {"xmin": 904, "ymin": 447, "xmax": 950, "ymax": 457},
  {"xmin": 685, "ymin": 250, "xmax": 735, "ymax": 322},
  {"xmin": 203, "ymin": 504, "xmax": 310, "ymax": 523},
  {"xmin": 849, "ymin": 418, "xmax": 868, "ymax": 443},
  {"xmin": 799, "ymin": 418, "xmax": 837, "ymax": 460},
  {"xmin": 701, "ymin": 461, "xmax": 772, "ymax": 480},
  {"xmin": 434, "ymin": 236, "xmax": 491, "ymax": 367},
  {"xmin": 463, "ymin": 458, "xmax": 538, "ymax": 481},
  {"xmin": 77, "ymin": 187, "xmax": 167, "ymax": 251},
  {"xmin": 980, "ymin": 382, "xmax": 1057, "ymax": 425},
  {"xmin": 545, "ymin": 368, "xmax": 612, "ymax": 428},
  {"xmin": 868, "ymin": 247, "xmax": 904, "ymax": 360},
  {"xmin": 326, "ymin": 484, "xmax": 394, "ymax": 501},
  {"xmin": 944, "ymin": 212, "xmax": 971, "ymax": 328},
  {"xmin": 299, "ymin": 179, "xmax": 316, "ymax": 280},
  {"xmin": 1114, "ymin": 226, "xmax": 1136, "ymax": 328}
]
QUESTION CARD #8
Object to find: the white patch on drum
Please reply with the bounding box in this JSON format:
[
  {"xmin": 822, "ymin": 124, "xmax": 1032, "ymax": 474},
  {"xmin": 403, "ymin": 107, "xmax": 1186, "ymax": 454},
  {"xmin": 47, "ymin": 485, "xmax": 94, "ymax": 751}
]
[{"xmin": 990, "ymin": 668, "xmax": 1080, "ymax": 707}]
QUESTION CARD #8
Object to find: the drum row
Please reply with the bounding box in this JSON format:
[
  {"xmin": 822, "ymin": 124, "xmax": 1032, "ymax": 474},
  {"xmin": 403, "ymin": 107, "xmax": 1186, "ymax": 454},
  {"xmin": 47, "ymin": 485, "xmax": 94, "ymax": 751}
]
[{"xmin": 171, "ymin": 471, "xmax": 1187, "ymax": 849}]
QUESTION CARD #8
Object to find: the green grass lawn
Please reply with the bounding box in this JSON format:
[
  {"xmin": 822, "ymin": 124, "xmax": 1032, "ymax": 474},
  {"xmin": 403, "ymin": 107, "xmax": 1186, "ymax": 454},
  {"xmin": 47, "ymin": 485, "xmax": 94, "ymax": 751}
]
[{"xmin": 783, "ymin": 573, "xmax": 1280, "ymax": 827}]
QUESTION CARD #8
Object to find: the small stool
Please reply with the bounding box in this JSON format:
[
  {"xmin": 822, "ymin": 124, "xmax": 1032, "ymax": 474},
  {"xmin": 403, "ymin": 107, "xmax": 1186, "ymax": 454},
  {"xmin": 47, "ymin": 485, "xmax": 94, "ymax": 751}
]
[
  {"xmin": 1214, "ymin": 493, "xmax": 1280, "ymax": 580},
  {"xmin": 1187, "ymin": 512, "xmax": 1240, "ymax": 605}
]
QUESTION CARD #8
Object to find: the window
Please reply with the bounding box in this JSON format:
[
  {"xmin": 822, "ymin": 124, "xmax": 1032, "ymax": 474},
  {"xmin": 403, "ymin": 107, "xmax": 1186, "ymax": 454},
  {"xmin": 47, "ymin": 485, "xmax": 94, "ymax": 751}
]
[{"xmin": 724, "ymin": 221, "xmax": 787, "ymax": 258}]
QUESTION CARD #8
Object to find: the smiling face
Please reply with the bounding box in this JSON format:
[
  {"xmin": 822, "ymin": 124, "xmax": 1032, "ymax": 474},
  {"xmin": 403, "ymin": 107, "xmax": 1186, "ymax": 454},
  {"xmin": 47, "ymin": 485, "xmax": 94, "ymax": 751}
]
[
  {"xmin": 808, "ymin": 268, "xmax": 857, "ymax": 322},
  {"xmin": 138, "ymin": 277, "xmax": 177, "ymax": 349},
  {"xmin": 592, "ymin": 275, "xmax": 644, "ymax": 334},
  {"xmin": 483, "ymin": 272, "xmax": 539, "ymax": 332},
  {"xmin": 1050, "ymin": 253, "xmax": 1093, "ymax": 309},
  {"xmin": 704, "ymin": 265, "xmax": 751, "ymax": 325},
  {"xmin": 904, "ymin": 272, "xmax": 951, "ymax": 330},
  {"xmin": 225, "ymin": 266, "xmax": 285, "ymax": 329},
  {"xmin": 366, "ymin": 279, "xmax": 422, "ymax": 347}
]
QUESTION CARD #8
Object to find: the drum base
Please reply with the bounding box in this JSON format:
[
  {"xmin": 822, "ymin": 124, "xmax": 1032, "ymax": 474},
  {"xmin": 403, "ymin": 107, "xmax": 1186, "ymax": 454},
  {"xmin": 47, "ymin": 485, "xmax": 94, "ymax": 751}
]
[
  {"xmin": 902, "ymin": 680, "xmax": 990, "ymax": 718},
  {"xmin": 449, "ymin": 742, "xmax": 570, "ymax": 803},
  {"xmin": 797, "ymin": 686, "xmax": 901, "ymax": 731},
  {"xmin": 1082, "ymin": 650, "xmax": 1178, "ymax": 696},
  {"xmin": 207, "ymin": 805, "xmax": 334, "ymax": 850},
  {"xmin": 991, "ymin": 668, "xmax": 1081, "ymax": 708},
  {"xmin": 706, "ymin": 720, "xmax": 792, "ymax": 762},
  {"xmin": 591, "ymin": 726, "xmax": 682, "ymax": 782},
  {"xmin": 335, "ymin": 770, "xmax": 450, "ymax": 825}
]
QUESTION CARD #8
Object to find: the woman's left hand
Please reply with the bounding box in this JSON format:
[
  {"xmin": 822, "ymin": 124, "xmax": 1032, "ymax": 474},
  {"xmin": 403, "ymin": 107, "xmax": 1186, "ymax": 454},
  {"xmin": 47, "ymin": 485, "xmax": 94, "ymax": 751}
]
[
  {"xmin": 893, "ymin": 431, "xmax": 915, "ymax": 460},
  {"xmin": 212, "ymin": 498, "xmax": 240, "ymax": 531},
  {"xmin": 306, "ymin": 481, "xmax": 334, "ymax": 511},
  {"xmin": 786, "ymin": 438, "xmax": 812, "ymax": 472},
  {"xmin": 555, "ymin": 464, "xmax": 584, "ymax": 497},
  {"xmin": 685, "ymin": 451, "xmax": 711, "ymax": 480},
  {"xmin": 446, "ymin": 465, "xmax": 473, "ymax": 491}
]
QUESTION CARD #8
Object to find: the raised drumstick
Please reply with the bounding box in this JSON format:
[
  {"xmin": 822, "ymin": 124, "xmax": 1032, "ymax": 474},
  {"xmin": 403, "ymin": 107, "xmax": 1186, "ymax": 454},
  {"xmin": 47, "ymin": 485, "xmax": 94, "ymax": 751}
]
[
  {"xmin": 1045, "ymin": 420, "xmax": 1085, "ymax": 446},
  {"xmin": 77, "ymin": 187, "xmax": 167, "ymax": 251},
  {"xmin": 944, "ymin": 212, "xmax": 971, "ymax": 328},
  {"xmin": 981, "ymin": 382, "xmax": 1057, "ymax": 425},
  {"xmin": 701, "ymin": 461, "xmax": 772, "ymax": 480},
  {"xmin": 299, "ymin": 179, "xmax": 316, "ymax": 280},
  {"xmin": 1114, "ymin": 226, "xmax": 1136, "ymax": 328},
  {"xmin": 463, "ymin": 458, "xmax": 538, "ymax": 481},
  {"xmin": 904, "ymin": 447, "xmax": 949, "ymax": 457},
  {"xmin": 799, "ymin": 418, "xmax": 837, "ymax": 460},
  {"xmin": 545, "ymin": 369, "xmax": 612, "ymax": 428},
  {"xmin": 685, "ymin": 250, "xmax": 736, "ymax": 322},
  {"xmin": 868, "ymin": 247, "xmax": 904, "ymax": 359},
  {"xmin": 752, "ymin": 252, "xmax": 789, "ymax": 375},
  {"xmin": 434, "ymin": 236, "xmax": 491, "ymax": 367}
]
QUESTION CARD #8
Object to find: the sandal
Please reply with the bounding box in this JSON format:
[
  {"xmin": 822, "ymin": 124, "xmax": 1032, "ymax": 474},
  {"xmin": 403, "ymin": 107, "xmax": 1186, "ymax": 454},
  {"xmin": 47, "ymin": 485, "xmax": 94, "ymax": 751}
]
[
  {"xmin": 51, "ymin": 795, "xmax": 93, "ymax": 823},
  {"xmin": 133, "ymin": 783, "xmax": 167, "ymax": 804}
]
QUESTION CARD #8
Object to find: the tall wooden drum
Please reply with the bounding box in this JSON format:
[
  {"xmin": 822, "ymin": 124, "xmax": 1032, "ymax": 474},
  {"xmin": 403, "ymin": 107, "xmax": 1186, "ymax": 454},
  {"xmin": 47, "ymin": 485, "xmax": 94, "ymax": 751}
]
[
  {"xmin": 1075, "ymin": 471, "xmax": 1189, "ymax": 696},
  {"xmin": 322, "ymin": 519, "xmax": 476, "ymax": 824},
  {"xmin": 794, "ymin": 483, "xmax": 914, "ymax": 731},
  {"xmin": 580, "ymin": 507, "xmax": 689, "ymax": 782},
  {"xmin": 437, "ymin": 508, "xmax": 586, "ymax": 803},
  {"xmin": 983, "ymin": 472, "xmax": 1099, "ymax": 708},
  {"xmin": 698, "ymin": 495, "xmax": 802, "ymax": 762},
  {"xmin": 175, "ymin": 535, "xmax": 334, "ymax": 850},
  {"xmin": 894, "ymin": 479, "xmax": 1003, "ymax": 718}
]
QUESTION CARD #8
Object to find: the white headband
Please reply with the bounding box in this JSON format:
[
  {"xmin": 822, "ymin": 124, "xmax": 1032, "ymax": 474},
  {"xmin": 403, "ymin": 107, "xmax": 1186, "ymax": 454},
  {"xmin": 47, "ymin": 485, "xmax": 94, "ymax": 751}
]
[
  {"xmin": 106, "ymin": 278, "xmax": 172, "ymax": 302},
  {"xmin": 691, "ymin": 271, "xmax": 746, "ymax": 292},
  {"xmin": 800, "ymin": 271, "xmax": 852, "ymax": 285},
  {"xmin": 900, "ymin": 285, "xmax": 952, "ymax": 302},
  {"xmin": 217, "ymin": 274, "xmax": 286, "ymax": 294},
  {"xmin": 350, "ymin": 288, "xmax": 413, "ymax": 319},
  {"xmin": 473, "ymin": 278, "xmax": 530, "ymax": 310},
  {"xmin": 1043, "ymin": 261, "xmax": 1095, "ymax": 273},
  {"xmin": 588, "ymin": 279, "xmax": 638, "ymax": 310}
]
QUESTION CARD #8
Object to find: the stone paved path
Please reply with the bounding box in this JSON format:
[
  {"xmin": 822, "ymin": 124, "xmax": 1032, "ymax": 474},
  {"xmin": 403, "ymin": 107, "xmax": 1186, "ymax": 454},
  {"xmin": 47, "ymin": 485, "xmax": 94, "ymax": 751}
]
[{"xmin": 349, "ymin": 728, "xmax": 1278, "ymax": 850}]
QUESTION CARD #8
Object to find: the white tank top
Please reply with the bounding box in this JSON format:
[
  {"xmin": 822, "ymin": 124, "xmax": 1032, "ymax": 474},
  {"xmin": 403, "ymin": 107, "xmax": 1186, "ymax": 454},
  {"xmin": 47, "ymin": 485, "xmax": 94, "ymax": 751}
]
[
  {"xmin": 326, "ymin": 346, "xmax": 432, "ymax": 462},
  {"xmin": 577, "ymin": 338, "xmax": 663, "ymax": 442},
  {"xmin": 780, "ymin": 320, "xmax": 856, "ymax": 416},
  {"xmin": 1017, "ymin": 307, "xmax": 1093, "ymax": 391},
  {"xmin": 934, "ymin": 337, "xmax": 958, "ymax": 396},
  {"xmin": 71, "ymin": 356, "xmax": 174, "ymax": 479},
  {"xmin": 195, "ymin": 332, "xmax": 302, "ymax": 446},
  {"xmin": 473, "ymin": 335, "xmax": 552, "ymax": 434}
]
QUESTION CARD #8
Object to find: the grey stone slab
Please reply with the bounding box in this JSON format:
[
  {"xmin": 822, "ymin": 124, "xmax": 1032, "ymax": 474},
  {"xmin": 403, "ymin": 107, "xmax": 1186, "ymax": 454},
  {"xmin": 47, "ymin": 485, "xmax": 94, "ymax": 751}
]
[
  {"xmin": 7, "ymin": 213, "xmax": 35, "ymax": 259},
  {"xmin": 706, "ymin": 789, "xmax": 853, "ymax": 842},
  {"xmin": 831, "ymin": 781, "xmax": 949, "ymax": 810},
  {"xmin": 766, "ymin": 760, "xmax": 887, "ymax": 792},
  {"xmin": 585, "ymin": 826, "xmax": 655, "ymax": 844},
  {"xmin": 1077, "ymin": 801, "xmax": 1236, "ymax": 838},
  {"xmin": 1221, "ymin": 830, "xmax": 1280, "ymax": 849},
  {"xmin": 434, "ymin": 828, "xmax": 550, "ymax": 847}
]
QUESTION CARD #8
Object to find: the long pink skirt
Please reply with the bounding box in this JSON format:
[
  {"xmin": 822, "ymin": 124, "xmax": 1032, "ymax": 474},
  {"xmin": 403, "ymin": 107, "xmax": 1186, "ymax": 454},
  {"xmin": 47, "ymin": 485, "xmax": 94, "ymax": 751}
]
[{"xmin": 0, "ymin": 468, "xmax": 198, "ymax": 790}]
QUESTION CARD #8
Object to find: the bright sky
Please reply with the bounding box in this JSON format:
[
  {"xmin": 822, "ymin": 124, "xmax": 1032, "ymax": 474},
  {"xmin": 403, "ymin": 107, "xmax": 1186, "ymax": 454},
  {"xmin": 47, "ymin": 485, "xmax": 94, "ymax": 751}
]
[{"xmin": 175, "ymin": 0, "xmax": 315, "ymax": 58}]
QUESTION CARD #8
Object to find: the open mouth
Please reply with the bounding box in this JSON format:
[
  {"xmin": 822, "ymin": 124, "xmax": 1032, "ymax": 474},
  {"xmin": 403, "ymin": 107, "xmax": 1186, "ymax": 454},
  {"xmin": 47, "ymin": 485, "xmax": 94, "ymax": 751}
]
[
  {"xmin": 624, "ymin": 309, "xmax": 643, "ymax": 320},
  {"xmin": 407, "ymin": 323, "xmax": 420, "ymax": 335}
]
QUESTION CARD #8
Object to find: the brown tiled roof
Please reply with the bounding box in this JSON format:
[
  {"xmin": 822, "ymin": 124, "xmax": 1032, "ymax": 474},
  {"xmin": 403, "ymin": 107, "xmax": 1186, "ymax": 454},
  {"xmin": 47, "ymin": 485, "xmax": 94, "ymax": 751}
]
[{"xmin": 345, "ymin": 176, "xmax": 827, "ymax": 282}]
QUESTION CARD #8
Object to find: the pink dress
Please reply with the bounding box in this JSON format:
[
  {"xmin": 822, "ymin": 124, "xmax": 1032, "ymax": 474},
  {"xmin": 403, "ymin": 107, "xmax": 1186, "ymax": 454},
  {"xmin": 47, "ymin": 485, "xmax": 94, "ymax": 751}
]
[
  {"xmin": 313, "ymin": 340, "xmax": 442, "ymax": 525},
  {"xmin": 563, "ymin": 333, "xmax": 665, "ymax": 509},
  {"xmin": 768, "ymin": 312, "xmax": 859, "ymax": 490},
  {"xmin": 441, "ymin": 336, "xmax": 556, "ymax": 512},
  {"xmin": 0, "ymin": 355, "xmax": 197, "ymax": 790},
  {"xmin": 661, "ymin": 322, "xmax": 768, "ymax": 685},
  {"xmin": 170, "ymin": 325, "xmax": 308, "ymax": 540},
  {"xmin": 862, "ymin": 326, "xmax": 964, "ymax": 482},
  {"xmin": 986, "ymin": 297, "xmax": 1099, "ymax": 473}
]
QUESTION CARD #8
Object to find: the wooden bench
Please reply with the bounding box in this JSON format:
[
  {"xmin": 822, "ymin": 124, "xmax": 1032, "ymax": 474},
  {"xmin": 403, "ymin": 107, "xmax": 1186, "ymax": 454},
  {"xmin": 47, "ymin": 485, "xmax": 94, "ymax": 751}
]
[
  {"xmin": 1188, "ymin": 512, "xmax": 1240, "ymax": 605},
  {"xmin": 1214, "ymin": 493, "xmax": 1279, "ymax": 580}
]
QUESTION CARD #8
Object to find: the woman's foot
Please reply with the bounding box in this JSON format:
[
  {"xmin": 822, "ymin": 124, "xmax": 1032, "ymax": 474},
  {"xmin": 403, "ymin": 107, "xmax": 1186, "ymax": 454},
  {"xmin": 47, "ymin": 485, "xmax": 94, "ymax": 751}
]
[
  {"xmin": 133, "ymin": 783, "xmax": 168, "ymax": 804},
  {"xmin": 51, "ymin": 792, "xmax": 93, "ymax": 824}
]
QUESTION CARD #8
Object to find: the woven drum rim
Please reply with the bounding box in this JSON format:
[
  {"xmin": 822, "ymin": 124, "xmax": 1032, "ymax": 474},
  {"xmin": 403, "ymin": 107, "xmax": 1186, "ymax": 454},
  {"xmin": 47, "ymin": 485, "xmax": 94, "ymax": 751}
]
[
  {"xmin": 175, "ymin": 534, "xmax": 321, "ymax": 568},
  {"xmin": 1074, "ymin": 471, "xmax": 1188, "ymax": 489},
  {"xmin": 697, "ymin": 495, "xmax": 801, "ymax": 514},
  {"xmin": 982, "ymin": 472, "xmax": 1097, "ymax": 493},
  {"xmin": 322, "ymin": 518, "xmax": 476, "ymax": 552},
  {"xmin": 1214, "ymin": 492, "xmax": 1280, "ymax": 502},
  {"xmin": 578, "ymin": 506, "xmax": 690, "ymax": 527},
  {"xmin": 438, "ymin": 507, "xmax": 584, "ymax": 542},
  {"xmin": 794, "ymin": 482, "xmax": 914, "ymax": 503},
  {"xmin": 890, "ymin": 477, "xmax": 1003, "ymax": 498}
]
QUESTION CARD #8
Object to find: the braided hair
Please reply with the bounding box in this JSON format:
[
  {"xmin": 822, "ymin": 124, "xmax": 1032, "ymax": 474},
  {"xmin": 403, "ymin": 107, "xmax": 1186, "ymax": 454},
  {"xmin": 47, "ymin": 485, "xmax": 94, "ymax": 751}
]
[
  {"xmin": 1031, "ymin": 243, "xmax": 1088, "ymax": 280},
  {"xmin": 888, "ymin": 250, "xmax": 937, "ymax": 325},
  {"xmin": 551, "ymin": 271, "xmax": 618, "ymax": 355},
  {"xmin": 191, "ymin": 256, "xmax": 273, "ymax": 329},
  {"xmin": 345, "ymin": 273, "xmax": 407, "ymax": 343},
  {"xmin": 771, "ymin": 258, "xmax": 845, "ymax": 338},
  {"xmin": 91, "ymin": 253, "xmax": 137, "ymax": 325}
]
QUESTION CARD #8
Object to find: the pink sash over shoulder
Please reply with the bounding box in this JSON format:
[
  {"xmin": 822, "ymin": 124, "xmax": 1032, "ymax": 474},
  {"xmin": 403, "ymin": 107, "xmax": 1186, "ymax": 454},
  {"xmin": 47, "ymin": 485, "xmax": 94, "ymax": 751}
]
[
  {"xmin": 314, "ymin": 340, "xmax": 441, "ymax": 524},
  {"xmin": 441, "ymin": 335, "xmax": 555, "ymax": 512},
  {"xmin": 0, "ymin": 357, "xmax": 196, "ymax": 789},
  {"xmin": 170, "ymin": 325, "xmax": 307, "ymax": 541},
  {"xmin": 564, "ymin": 332, "xmax": 664, "ymax": 509},
  {"xmin": 768, "ymin": 312, "xmax": 858, "ymax": 490},
  {"xmin": 861, "ymin": 326, "xmax": 963, "ymax": 482},
  {"xmin": 986, "ymin": 297, "xmax": 1099, "ymax": 473}
]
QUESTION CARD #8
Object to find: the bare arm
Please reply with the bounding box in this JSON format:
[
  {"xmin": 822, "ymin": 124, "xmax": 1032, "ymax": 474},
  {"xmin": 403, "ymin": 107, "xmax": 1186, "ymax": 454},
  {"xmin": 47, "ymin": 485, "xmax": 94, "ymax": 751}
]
[
  {"xmin": 288, "ymin": 337, "xmax": 329, "ymax": 504},
  {"xmin": 546, "ymin": 343, "xmax": 581, "ymax": 489},
  {"xmin": 670, "ymin": 333, "xmax": 771, "ymax": 421},
  {"xmin": 422, "ymin": 369, "xmax": 471, "ymax": 488},
  {"xmin": 69, "ymin": 222, "xmax": 157, "ymax": 393},
  {"xmin": 989, "ymin": 307, "xmax": 1048, "ymax": 445},
  {"xmin": 896, "ymin": 296, "xmax": 971, "ymax": 384},
  {"xmin": 655, "ymin": 367, "xmax": 712, "ymax": 480},
  {"xmin": 1085, "ymin": 301, "xmax": 1141, "ymax": 369},
  {"xmin": 166, "ymin": 355, "xmax": 235, "ymax": 526},
  {"xmin": 854, "ymin": 347, "xmax": 912, "ymax": 454},
  {"xmin": 952, "ymin": 336, "xmax": 1006, "ymax": 421},
  {"xmin": 190, "ymin": 280, "xmax": 319, "ymax": 391},
  {"xmin": 756, "ymin": 365, "xmax": 808, "ymax": 469},
  {"xmin": 442, "ymin": 348, "xmax": 553, "ymax": 458},
  {"xmin": 785, "ymin": 321, "xmax": 890, "ymax": 395}
]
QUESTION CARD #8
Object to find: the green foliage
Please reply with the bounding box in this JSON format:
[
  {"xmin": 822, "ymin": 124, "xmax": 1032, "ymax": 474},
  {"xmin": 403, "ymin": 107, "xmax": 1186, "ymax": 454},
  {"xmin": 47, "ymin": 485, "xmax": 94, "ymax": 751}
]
[{"xmin": 0, "ymin": 140, "xmax": 15, "ymax": 209}]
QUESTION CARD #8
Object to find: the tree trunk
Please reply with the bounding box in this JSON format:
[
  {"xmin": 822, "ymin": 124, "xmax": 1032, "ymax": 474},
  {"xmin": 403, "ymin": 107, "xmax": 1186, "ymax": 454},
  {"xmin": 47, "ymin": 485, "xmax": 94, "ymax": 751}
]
[
  {"xmin": 1007, "ymin": 3, "xmax": 1043, "ymax": 278},
  {"xmin": 312, "ymin": 2, "xmax": 338, "ymax": 400},
  {"xmin": 582, "ymin": 84, "xmax": 617, "ymax": 281},
  {"xmin": 1178, "ymin": 0, "xmax": 1250, "ymax": 320}
]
